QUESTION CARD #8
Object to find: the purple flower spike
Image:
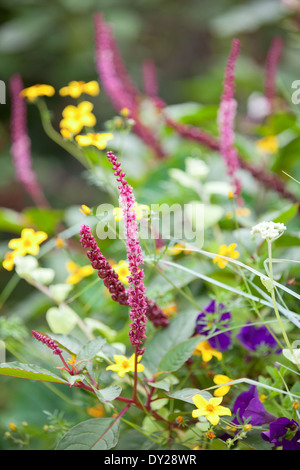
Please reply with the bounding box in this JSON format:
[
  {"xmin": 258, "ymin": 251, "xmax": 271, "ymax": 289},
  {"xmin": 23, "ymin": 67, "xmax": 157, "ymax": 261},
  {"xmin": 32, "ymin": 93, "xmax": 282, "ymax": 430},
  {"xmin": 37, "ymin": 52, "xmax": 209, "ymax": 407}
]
[
  {"xmin": 32, "ymin": 330, "xmax": 62, "ymax": 356},
  {"xmin": 236, "ymin": 323, "xmax": 281, "ymax": 354},
  {"xmin": 261, "ymin": 417, "xmax": 300, "ymax": 450},
  {"xmin": 196, "ymin": 300, "xmax": 231, "ymax": 351},
  {"xmin": 107, "ymin": 151, "xmax": 148, "ymax": 355}
]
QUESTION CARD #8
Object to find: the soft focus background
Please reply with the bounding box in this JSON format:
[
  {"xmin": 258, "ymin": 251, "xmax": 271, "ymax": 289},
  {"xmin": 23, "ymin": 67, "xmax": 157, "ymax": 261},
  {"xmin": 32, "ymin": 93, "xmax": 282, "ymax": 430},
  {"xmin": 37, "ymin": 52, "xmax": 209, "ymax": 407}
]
[{"xmin": 0, "ymin": 0, "xmax": 300, "ymax": 450}]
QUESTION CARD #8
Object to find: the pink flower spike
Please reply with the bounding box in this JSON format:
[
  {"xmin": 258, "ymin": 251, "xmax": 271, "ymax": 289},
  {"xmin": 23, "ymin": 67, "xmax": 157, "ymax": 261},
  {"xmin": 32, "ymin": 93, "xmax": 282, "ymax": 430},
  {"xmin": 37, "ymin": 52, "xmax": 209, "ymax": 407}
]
[
  {"xmin": 264, "ymin": 37, "xmax": 284, "ymax": 109},
  {"xmin": 107, "ymin": 151, "xmax": 148, "ymax": 355},
  {"xmin": 9, "ymin": 74, "xmax": 48, "ymax": 207}
]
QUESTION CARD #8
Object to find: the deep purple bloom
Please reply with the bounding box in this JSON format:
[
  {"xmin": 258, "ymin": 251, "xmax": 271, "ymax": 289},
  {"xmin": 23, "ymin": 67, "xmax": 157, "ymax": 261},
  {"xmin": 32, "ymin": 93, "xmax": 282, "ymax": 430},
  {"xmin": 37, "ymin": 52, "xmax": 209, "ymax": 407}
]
[
  {"xmin": 237, "ymin": 323, "xmax": 281, "ymax": 354},
  {"xmin": 261, "ymin": 417, "xmax": 300, "ymax": 450},
  {"xmin": 196, "ymin": 300, "xmax": 231, "ymax": 351},
  {"xmin": 232, "ymin": 385, "xmax": 276, "ymax": 426}
]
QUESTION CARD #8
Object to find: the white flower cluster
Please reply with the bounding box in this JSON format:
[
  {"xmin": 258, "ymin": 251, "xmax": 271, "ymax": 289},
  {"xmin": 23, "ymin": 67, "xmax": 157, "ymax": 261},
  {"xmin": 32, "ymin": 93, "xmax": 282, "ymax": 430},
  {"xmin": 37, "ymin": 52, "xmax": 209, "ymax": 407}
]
[{"xmin": 251, "ymin": 221, "xmax": 287, "ymax": 241}]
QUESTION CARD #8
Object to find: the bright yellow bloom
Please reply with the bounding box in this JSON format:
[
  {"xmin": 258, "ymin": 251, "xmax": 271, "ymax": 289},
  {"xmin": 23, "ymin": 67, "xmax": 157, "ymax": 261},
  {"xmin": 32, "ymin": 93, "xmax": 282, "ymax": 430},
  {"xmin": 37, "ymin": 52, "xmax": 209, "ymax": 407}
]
[
  {"xmin": 243, "ymin": 424, "xmax": 252, "ymax": 432},
  {"xmin": 193, "ymin": 446, "xmax": 200, "ymax": 450},
  {"xmin": 79, "ymin": 204, "xmax": 91, "ymax": 216},
  {"xmin": 86, "ymin": 403, "xmax": 105, "ymax": 418},
  {"xmin": 2, "ymin": 251, "xmax": 17, "ymax": 271},
  {"xmin": 59, "ymin": 80, "xmax": 100, "ymax": 98},
  {"xmin": 259, "ymin": 393, "xmax": 267, "ymax": 403},
  {"xmin": 8, "ymin": 423, "xmax": 17, "ymax": 432},
  {"xmin": 292, "ymin": 400, "xmax": 299, "ymax": 410},
  {"xmin": 120, "ymin": 107, "xmax": 130, "ymax": 117},
  {"xmin": 60, "ymin": 128, "xmax": 72, "ymax": 140},
  {"xmin": 256, "ymin": 135, "xmax": 279, "ymax": 154},
  {"xmin": 8, "ymin": 228, "xmax": 48, "ymax": 257},
  {"xmin": 206, "ymin": 430, "xmax": 216, "ymax": 440},
  {"xmin": 66, "ymin": 260, "xmax": 94, "ymax": 284},
  {"xmin": 75, "ymin": 132, "xmax": 113, "ymax": 150},
  {"xmin": 112, "ymin": 260, "xmax": 130, "ymax": 284},
  {"xmin": 192, "ymin": 394, "xmax": 231, "ymax": 426},
  {"xmin": 113, "ymin": 202, "xmax": 150, "ymax": 222},
  {"xmin": 193, "ymin": 340, "xmax": 222, "ymax": 362},
  {"xmin": 213, "ymin": 375, "xmax": 233, "ymax": 397},
  {"xmin": 21, "ymin": 84, "xmax": 55, "ymax": 102},
  {"xmin": 106, "ymin": 354, "xmax": 144, "ymax": 378},
  {"xmin": 60, "ymin": 101, "xmax": 96, "ymax": 135},
  {"xmin": 213, "ymin": 243, "xmax": 239, "ymax": 269}
]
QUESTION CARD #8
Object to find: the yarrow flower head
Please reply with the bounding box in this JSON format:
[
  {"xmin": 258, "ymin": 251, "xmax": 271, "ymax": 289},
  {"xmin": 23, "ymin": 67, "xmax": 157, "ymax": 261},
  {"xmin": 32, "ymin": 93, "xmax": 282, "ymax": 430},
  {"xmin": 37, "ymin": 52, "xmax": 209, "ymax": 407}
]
[
  {"xmin": 251, "ymin": 221, "xmax": 286, "ymax": 242},
  {"xmin": 192, "ymin": 394, "xmax": 231, "ymax": 426},
  {"xmin": 106, "ymin": 353, "xmax": 144, "ymax": 378}
]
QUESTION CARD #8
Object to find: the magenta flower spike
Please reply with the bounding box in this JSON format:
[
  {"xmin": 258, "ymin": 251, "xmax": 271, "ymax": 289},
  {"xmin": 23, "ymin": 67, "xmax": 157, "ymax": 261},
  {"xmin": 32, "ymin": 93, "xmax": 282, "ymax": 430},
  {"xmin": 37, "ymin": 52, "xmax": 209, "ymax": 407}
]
[
  {"xmin": 264, "ymin": 37, "xmax": 283, "ymax": 109},
  {"xmin": 107, "ymin": 151, "xmax": 148, "ymax": 355},
  {"xmin": 32, "ymin": 330, "xmax": 63, "ymax": 355},
  {"xmin": 217, "ymin": 39, "xmax": 243, "ymax": 203},
  {"xmin": 9, "ymin": 74, "xmax": 48, "ymax": 208}
]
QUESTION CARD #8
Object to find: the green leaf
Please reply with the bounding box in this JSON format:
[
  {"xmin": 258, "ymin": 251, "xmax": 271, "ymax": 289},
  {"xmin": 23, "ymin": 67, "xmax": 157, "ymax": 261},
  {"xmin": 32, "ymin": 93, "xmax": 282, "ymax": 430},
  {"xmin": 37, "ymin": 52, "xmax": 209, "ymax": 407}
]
[
  {"xmin": 76, "ymin": 337, "xmax": 107, "ymax": 363},
  {"xmin": 272, "ymin": 203, "xmax": 299, "ymax": 224},
  {"xmin": 46, "ymin": 334, "xmax": 83, "ymax": 355},
  {"xmin": 142, "ymin": 310, "xmax": 198, "ymax": 373},
  {"xmin": 46, "ymin": 304, "xmax": 78, "ymax": 334},
  {"xmin": 93, "ymin": 385, "xmax": 122, "ymax": 406},
  {"xmin": 158, "ymin": 336, "xmax": 205, "ymax": 373},
  {"xmin": 22, "ymin": 207, "xmax": 63, "ymax": 235},
  {"xmin": 55, "ymin": 418, "xmax": 120, "ymax": 450},
  {"xmin": 167, "ymin": 388, "xmax": 212, "ymax": 404},
  {"xmin": 0, "ymin": 362, "xmax": 68, "ymax": 384}
]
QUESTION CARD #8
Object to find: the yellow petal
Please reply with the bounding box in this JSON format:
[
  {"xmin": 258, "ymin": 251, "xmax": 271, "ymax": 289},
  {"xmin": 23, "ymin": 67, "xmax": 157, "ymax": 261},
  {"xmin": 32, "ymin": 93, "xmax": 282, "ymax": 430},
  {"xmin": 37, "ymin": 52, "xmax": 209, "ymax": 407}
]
[{"xmin": 192, "ymin": 394, "xmax": 208, "ymax": 410}]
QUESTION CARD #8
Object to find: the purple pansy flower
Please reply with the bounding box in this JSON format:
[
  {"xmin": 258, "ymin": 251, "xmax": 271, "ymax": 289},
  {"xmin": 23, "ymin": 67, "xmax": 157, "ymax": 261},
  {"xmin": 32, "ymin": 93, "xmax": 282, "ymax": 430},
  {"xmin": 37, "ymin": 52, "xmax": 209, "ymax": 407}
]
[
  {"xmin": 261, "ymin": 417, "xmax": 300, "ymax": 450},
  {"xmin": 236, "ymin": 323, "xmax": 281, "ymax": 354},
  {"xmin": 196, "ymin": 300, "xmax": 231, "ymax": 351},
  {"xmin": 232, "ymin": 385, "xmax": 276, "ymax": 426}
]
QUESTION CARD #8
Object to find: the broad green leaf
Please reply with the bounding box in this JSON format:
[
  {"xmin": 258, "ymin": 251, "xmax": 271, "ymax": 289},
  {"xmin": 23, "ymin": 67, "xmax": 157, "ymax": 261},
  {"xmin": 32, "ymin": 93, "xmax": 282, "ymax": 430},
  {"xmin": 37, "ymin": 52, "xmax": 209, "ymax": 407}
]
[
  {"xmin": 49, "ymin": 284, "xmax": 73, "ymax": 303},
  {"xmin": 93, "ymin": 385, "xmax": 122, "ymax": 405},
  {"xmin": 158, "ymin": 335, "xmax": 205, "ymax": 373},
  {"xmin": 168, "ymin": 388, "xmax": 212, "ymax": 404},
  {"xmin": 142, "ymin": 310, "xmax": 198, "ymax": 373},
  {"xmin": 46, "ymin": 304, "xmax": 78, "ymax": 334},
  {"xmin": 22, "ymin": 207, "xmax": 63, "ymax": 235},
  {"xmin": 47, "ymin": 334, "xmax": 83, "ymax": 355},
  {"xmin": 76, "ymin": 337, "xmax": 107, "ymax": 363},
  {"xmin": 56, "ymin": 418, "xmax": 120, "ymax": 450},
  {"xmin": 272, "ymin": 203, "xmax": 299, "ymax": 224},
  {"xmin": 0, "ymin": 362, "xmax": 68, "ymax": 384}
]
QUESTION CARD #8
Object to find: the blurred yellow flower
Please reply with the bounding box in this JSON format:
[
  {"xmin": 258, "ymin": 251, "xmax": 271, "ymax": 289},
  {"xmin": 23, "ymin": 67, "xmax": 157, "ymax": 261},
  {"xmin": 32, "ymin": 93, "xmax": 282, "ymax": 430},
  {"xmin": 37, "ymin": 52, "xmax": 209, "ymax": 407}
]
[
  {"xmin": 235, "ymin": 207, "xmax": 251, "ymax": 217},
  {"xmin": 79, "ymin": 204, "xmax": 91, "ymax": 215},
  {"xmin": 8, "ymin": 423, "xmax": 17, "ymax": 432},
  {"xmin": 59, "ymin": 80, "xmax": 100, "ymax": 98},
  {"xmin": 8, "ymin": 228, "xmax": 48, "ymax": 257},
  {"xmin": 86, "ymin": 403, "xmax": 105, "ymax": 418},
  {"xmin": 162, "ymin": 302, "xmax": 177, "ymax": 317},
  {"xmin": 256, "ymin": 135, "xmax": 279, "ymax": 154},
  {"xmin": 106, "ymin": 354, "xmax": 144, "ymax": 378},
  {"xmin": 2, "ymin": 251, "xmax": 17, "ymax": 271},
  {"xmin": 66, "ymin": 260, "xmax": 94, "ymax": 284},
  {"xmin": 112, "ymin": 260, "xmax": 130, "ymax": 284},
  {"xmin": 21, "ymin": 84, "xmax": 55, "ymax": 102},
  {"xmin": 113, "ymin": 202, "xmax": 150, "ymax": 222},
  {"xmin": 192, "ymin": 395, "xmax": 231, "ymax": 426},
  {"xmin": 60, "ymin": 101, "xmax": 96, "ymax": 135},
  {"xmin": 213, "ymin": 374, "xmax": 233, "ymax": 397},
  {"xmin": 75, "ymin": 132, "xmax": 113, "ymax": 150},
  {"xmin": 213, "ymin": 243, "xmax": 239, "ymax": 269},
  {"xmin": 193, "ymin": 340, "xmax": 222, "ymax": 362}
]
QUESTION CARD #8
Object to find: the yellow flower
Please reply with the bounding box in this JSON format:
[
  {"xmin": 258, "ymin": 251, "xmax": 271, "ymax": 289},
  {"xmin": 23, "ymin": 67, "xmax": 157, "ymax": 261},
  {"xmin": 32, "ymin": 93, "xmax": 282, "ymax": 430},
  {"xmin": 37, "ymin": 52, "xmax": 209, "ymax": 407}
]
[
  {"xmin": 60, "ymin": 128, "xmax": 72, "ymax": 140},
  {"xmin": 213, "ymin": 374, "xmax": 233, "ymax": 397},
  {"xmin": 192, "ymin": 394, "xmax": 231, "ymax": 426},
  {"xmin": 256, "ymin": 135, "xmax": 279, "ymax": 154},
  {"xmin": 59, "ymin": 80, "xmax": 100, "ymax": 98},
  {"xmin": 2, "ymin": 251, "xmax": 17, "ymax": 271},
  {"xmin": 259, "ymin": 393, "xmax": 267, "ymax": 403},
  {"xmin": 75, "ymin": 132, "xmax": 113, "ymax": 150},
  {"xmin": 162, "ymin": 302, "xmax": 177, "ymax": 318},
  {"xmin": 206, "ymin": 430, "xmax": 216, "ymax": 440},
  {"xmin": 67, "ymin": 354, "xmax": 77, "ymax": 366},
  {"xmin": 66, "ymin": 260, "xmax": 94, "ymax": 284},
  {"xmin": 213, "ymin": 243, "xmax": 239, "ymax": 269},
  {"xmin": 106, "ymin": 354, "xmax": 144, "ymax": 378},
  {"xmin": 8, "ymin": 423, "xmax": 17, "ymax": 432},
  {"xmin": 8, "ymin": 228, "xmax": 48, "ymax": 257},
  {"xmin": 86, "ymin": 403, "xmax": 105, "ymax": 418},
  {"xmin": 120, "ymin": 107, "xmax": 130, "ymax": 117},
  {"xmin": 193, "ymin": 446, "xmax": 200, "ymax": 450},
  {"xmin": 193, "ymin": 340, "xmax": 222, "ymax": 362},
  {"xmin": 79, "ymin": 204, "xmax": 91, "ymax": 215},
  {"xmin": 113, "ymin": 202, "xmax": 150, "ymax": 222},
  {"xmin": 235, "ymin": 207, "xmax": 251, "ymax": 217},
  {"xmin": 112, "ymin": 260, "xmax": 130, "ymax": 284},
  {"xmin": 60, "ymin": 101, "xmax": 96, "ymax": 135},
  {"xmin": 21, "ymin": 84, "xmax": 55, "ymax": 102},
  {"xmin": 243, "ymin": 424, "xmax": 252, "ymax": 432}
]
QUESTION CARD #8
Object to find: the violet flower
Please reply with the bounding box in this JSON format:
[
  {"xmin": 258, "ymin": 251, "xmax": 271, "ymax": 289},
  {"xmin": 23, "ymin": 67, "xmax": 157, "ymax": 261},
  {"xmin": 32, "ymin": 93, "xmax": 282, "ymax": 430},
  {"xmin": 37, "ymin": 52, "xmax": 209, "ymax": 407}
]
[
  {"xmin": 195, "ymin": 300, "xmax": 231, "ymax": 351},
  {"xmin": 261, "ymin": 417, "xmax": 300, "ymax": 450},
  {"xmin": 9, "ymin": 74, "xmax": 48, "ymax": 207},
  {"xmin": 236, "ymin": 323, "xmax": 281, "ymax": 354},
  {"xmin": 232, "ymin": 385, "xmax": 276, "ymax": 426},
  {"xmin": 217, "ymin": 38, "xmax": 243, "ymax": 203},
  {"xmin": 107, "ymin": 150, "xmax": 148, "ymax": 355}
]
